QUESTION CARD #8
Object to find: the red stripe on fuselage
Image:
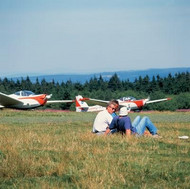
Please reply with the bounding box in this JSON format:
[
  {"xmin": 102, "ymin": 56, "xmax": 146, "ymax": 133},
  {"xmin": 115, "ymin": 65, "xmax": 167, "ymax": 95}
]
[
  {"xmin": 75, "ymin": 99, "xmax": 81, "ymax": 107},
  {"xmin": 133, "ymin": 100, "xmax": 144, "ymax": 109},
  {"xmin": 120, "ymin": 99, "xmax": 145, "ymax": 109},
  {"xmin": 19, "ymin": 94, "xmax": 47, "ymax": 105}
]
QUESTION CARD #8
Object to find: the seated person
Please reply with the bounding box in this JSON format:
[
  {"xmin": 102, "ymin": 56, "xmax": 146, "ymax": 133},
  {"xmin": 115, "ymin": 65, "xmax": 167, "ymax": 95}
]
[
  {"xmin": 92, "ymin": 100, "xmax": 119, "ymax": 135},
  {"xmin": 105, "ymin": 107, "xmax": 161, "ymax": 137}
]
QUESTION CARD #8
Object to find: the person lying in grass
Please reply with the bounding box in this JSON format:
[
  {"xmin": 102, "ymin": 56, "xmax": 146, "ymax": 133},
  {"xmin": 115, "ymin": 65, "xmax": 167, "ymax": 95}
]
[{"xmin": 105, "ymin": 107, "xmax": 161, "ymax": 138}]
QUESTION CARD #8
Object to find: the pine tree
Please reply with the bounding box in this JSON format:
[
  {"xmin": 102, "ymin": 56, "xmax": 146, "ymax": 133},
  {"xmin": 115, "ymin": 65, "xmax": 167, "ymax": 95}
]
[{"xmin": 108, "ymin": 73, "xmax": 121, "ymax": 91}]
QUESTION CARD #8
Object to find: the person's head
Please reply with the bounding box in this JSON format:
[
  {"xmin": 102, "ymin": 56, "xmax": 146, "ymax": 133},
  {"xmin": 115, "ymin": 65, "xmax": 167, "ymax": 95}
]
[
  {"xmin": 110, "ymin": 99, "xmax": 119, "ymax": 111},
  {"xmin": 119, "ymin": 107, "xmax": 129, "ymax": 117},
  {"xmin": 106, "ymin": 100, "xmax": 118, "ymax": 114}
]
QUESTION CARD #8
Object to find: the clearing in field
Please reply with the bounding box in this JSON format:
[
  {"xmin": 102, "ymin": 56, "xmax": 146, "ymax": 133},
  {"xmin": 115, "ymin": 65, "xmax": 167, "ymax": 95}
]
[{"xmin": 0, "ymin": 110, "xmax": 189, "ymax": 188}]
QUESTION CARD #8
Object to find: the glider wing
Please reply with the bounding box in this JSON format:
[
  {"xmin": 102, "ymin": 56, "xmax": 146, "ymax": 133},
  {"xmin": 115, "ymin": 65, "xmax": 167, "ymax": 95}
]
[
  {"xmin": 145, "ymin": 98, "xmax": 171, "ymax": 104},
  {"xmin": 86, "ymin": 98, "xmax": 109, "ymax": 107},
  {"xmin": 0, "ymin": 92, "xmax": 23, "ymax": 106},
  {"xmin": 46, "ymin": 100, "xmax": 75, "ymax": 104}
]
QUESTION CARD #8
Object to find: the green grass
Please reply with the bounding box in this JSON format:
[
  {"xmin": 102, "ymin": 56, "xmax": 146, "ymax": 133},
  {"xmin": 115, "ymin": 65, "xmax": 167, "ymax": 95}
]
[{"xmin": 0, "ymin": 109, "xmax": 189, "ymax": 188}]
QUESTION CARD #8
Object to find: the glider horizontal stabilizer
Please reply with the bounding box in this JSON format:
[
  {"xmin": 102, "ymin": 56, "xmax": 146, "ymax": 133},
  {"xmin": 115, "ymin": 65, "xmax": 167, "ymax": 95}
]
[{"xmin": 89, "ymin": 98, "xmax": 109, "ymax": 104}]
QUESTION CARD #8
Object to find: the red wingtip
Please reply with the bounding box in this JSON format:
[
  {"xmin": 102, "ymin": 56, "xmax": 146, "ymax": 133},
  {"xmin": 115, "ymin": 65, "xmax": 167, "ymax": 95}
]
[
  {"xmin": 167, "ymin": 98, "xmax": 172, "ymax": 100},
  {"xmin": 80, "ymin": 98, "xmax": 90, "ymax": 101}
]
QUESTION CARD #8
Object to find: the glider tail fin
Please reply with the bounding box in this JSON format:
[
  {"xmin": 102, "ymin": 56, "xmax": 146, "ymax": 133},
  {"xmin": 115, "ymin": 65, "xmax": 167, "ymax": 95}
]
[{"xmin": 75, "ymin": 95, "xmax": 89, "ymax": 112}]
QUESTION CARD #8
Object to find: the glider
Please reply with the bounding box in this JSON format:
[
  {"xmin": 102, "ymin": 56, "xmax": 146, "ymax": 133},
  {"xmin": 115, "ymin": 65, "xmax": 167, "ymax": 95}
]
[
  {"xmin": 0, "ymin": 90, "xmax": 74, "ymax": 109},
  {"xmin": 87, "ymin": 96, "xmax": 171, "ymax": 111}
]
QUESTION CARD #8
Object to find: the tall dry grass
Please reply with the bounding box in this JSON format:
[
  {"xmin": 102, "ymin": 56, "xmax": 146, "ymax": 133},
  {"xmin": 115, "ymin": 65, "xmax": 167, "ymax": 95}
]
[{"xmin": 0, "ymin": 109, "xmax": 189, "ymax": 188}]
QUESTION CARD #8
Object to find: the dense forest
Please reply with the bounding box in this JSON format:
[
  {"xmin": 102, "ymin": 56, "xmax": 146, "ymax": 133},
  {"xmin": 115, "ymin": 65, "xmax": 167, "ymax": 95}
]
[{"xmin": 0, "ymin": 72, "xmax": 190, "ymax": 111}]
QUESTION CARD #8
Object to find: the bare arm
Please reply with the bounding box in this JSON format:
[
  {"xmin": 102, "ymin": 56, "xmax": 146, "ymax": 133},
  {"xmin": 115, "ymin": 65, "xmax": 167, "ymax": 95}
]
[
  {"xmin": 105, "ymin": 127, "xmax": 110, "ymax": 135},
  {"xmin": 125, "ymin": 129, "xmax": 131, "ymax": 136}
]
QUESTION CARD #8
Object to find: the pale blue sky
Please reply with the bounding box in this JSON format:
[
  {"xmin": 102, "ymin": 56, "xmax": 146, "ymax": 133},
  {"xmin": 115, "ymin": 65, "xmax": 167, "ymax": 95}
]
[{"xmin": 0, "ymin": 0, "xmax": 190, "ymax": 76}]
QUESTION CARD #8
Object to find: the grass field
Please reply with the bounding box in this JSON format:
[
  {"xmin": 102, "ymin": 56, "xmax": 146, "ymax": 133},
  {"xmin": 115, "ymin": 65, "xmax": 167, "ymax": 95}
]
[{"xmin": 0, "ymin": 109, "xmax": 189, "ymax": 188}]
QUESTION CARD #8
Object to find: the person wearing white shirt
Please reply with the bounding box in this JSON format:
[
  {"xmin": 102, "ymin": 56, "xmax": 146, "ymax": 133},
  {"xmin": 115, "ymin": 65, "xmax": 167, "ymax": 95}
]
[{"xmin": 92, "ymin": 101, "xmax": 118, "ymax": 135}]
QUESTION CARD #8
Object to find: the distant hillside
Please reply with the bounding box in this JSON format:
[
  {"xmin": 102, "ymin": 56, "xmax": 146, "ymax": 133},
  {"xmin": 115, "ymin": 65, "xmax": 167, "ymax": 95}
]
[{"xmin": 7, "ymin": 67, "xmax": 190, "ymax": 84}]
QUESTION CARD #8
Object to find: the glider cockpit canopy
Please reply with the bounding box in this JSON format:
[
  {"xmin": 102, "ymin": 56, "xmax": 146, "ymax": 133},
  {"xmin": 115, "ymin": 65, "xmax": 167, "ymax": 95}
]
[
  {"xmin": 14, "ymin": 90, "xmax": 35, "ymax": 97},
  {"xmin": 119, "ymin": 96, "xmax": 136, "ymax": 101}
]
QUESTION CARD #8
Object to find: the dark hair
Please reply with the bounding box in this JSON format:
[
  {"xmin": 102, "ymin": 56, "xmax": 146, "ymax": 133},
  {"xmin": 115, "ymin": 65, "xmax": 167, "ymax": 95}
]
[
  {"xmin": 110, "ymin": 99, "xmax": 119, "ymax": 106},
  {"xmin": 106, "ymin": 100, "xmax": 119, "ymax": 108}
]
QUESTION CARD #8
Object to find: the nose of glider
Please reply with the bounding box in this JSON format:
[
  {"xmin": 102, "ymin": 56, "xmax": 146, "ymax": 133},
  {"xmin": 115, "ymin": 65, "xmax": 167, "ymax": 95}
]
[
  {"xmin": 46, "ymin": 94, "xmax": 52, "ymax": 99},
  {"xmin": 34, "ymin": 94, "xmax": 48, "ymax": 106},
  {"xmin": 144, "ymin": 98, "xmax": 149, "ymax": 104}
]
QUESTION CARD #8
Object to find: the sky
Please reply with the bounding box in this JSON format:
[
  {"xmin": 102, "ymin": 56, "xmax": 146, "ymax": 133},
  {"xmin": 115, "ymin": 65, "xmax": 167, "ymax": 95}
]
[{"xmin": 0, "ymin": 0, "xmax": 190, "ymax": 77}]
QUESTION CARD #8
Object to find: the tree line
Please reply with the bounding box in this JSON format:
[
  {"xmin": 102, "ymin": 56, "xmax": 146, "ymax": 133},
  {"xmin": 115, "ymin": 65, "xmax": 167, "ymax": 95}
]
[{"xmin": 0, "ymin": 72, "xmax": 189, "ymax": 111}]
